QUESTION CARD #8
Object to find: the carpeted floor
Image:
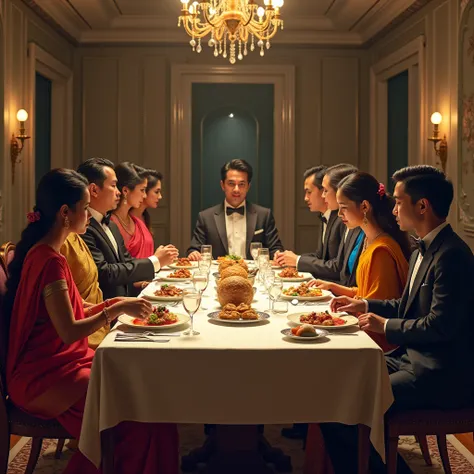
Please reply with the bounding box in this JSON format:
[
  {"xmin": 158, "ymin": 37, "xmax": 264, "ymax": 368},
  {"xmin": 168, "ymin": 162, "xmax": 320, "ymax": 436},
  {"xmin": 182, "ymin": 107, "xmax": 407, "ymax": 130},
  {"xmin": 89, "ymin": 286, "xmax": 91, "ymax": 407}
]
[{"xmin": 7, "ymin": 424, "xmax": 474, "ymax": 473}]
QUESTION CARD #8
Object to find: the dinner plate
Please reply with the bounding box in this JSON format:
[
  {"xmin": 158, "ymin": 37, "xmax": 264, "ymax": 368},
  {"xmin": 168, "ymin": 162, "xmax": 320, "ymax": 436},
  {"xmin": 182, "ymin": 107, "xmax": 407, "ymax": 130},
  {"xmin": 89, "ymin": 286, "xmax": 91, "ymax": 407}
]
[
  {"xmin": 281, "ymin": 288, "xmax": 332, "ymax": 301},
  {"xmin": 168, "ymin": 262, "xmax": 198, "ymax": 270},
  {"xmin": 118, "ymin": 313, "xmax": 190, "ymax": 330},
  {"xmin": 276, "ymin": 274, "xmax": 312, "ymax": 282},
  {"xmin": 207, "ymin": 310, "xmax": 270, "ymax": 324},
  {"xmin": 287, "ymin": 312, "xmax": 359, "ymax": 330},
  {"xmin": 160, "ymin": 275, "xmax": 193, "ymax": 282},
  {"xmin": 141, "ymin": 286, "xmax": 183, "ymax": 302},
  {"xmin": 280, "ymin": 328, "xmax": 329, "ymax": 341}
]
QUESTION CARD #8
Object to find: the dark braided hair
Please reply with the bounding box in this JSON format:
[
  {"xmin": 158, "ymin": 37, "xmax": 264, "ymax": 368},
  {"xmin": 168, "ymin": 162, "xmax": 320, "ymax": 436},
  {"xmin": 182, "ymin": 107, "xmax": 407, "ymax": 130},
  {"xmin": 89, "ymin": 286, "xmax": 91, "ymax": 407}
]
[
  {"xmin": 3, "ymin": 169, "xmax": 88, "ymax": 321},
  {"xmin": 338, "ymin": 172, "xmax": 412, "ymax": 259}
]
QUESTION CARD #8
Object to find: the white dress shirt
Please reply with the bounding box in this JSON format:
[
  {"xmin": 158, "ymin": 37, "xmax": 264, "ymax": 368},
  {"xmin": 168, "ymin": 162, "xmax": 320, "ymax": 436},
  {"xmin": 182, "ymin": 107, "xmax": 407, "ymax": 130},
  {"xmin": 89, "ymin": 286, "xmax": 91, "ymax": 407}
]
[
  {"xmin": 89, "ymin": 207, "xmax": 160, "ymax": 271},
  {"xmin": 225, "ymin": 200, "xmax": 247, "ymax": 258}
]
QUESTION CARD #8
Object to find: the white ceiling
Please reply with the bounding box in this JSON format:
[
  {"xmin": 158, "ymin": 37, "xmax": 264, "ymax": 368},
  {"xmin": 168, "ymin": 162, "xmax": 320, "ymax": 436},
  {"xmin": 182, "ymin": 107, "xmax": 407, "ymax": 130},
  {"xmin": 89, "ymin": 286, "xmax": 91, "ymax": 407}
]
[{"xmin": 33, "ymin": 0, "xmax": 422, "ymax": 46}]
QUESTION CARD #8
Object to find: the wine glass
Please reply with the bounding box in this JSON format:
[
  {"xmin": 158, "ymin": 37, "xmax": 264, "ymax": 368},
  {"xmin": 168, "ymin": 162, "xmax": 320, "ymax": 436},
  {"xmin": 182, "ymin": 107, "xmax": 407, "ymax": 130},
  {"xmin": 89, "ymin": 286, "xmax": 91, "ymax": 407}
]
[
  {"xmin": 257, "ymin": 248, "xmax": 270, "ymax": 285},
  {"xmin": 182, "ymin": 290, "xmax": 201, "ymax": 336},
  {"xmin": 250, "ymin": 242, "xmax": 262, "ymax": 267},
  {"xmin": 193, "ymin": 271, "xmax": 209, "ymax": 310},
  {"xmin": 269, "ymin": 279, "xmax": 283, "ymax": 313},
  {"xmin": 199, "ymin": 254, "xmax": 212, "ymax": 274},
  {"xmin": 263, "ymin": 269, "xmax": 275, "ymax": 310},
  {"xmin": 201, "ymin": 245, "xmax": 212, "ymax": 259}
]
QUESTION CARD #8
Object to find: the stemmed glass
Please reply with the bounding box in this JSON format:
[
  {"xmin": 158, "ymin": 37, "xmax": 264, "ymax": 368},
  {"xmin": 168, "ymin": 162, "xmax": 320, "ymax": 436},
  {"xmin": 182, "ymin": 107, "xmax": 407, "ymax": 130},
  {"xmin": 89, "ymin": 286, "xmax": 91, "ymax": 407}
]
[
  {"xmin": 269, "ymin": 279, "xmax": 283, "ymax": 313},
  {"xmin": 257, "ymin": 248, "xmax": 270, "ymax": 285},
  {"xmin": 182, "ymin": 289, "xmax": 201, "ymax": 336},
  {"xmin": 262, "ymin": 269, "xmax": 275, "ymax": 310},
  {"xmin": 201, "ymin": 245, "xmax": 212, "ymax": 259},
  {"xmin": 199, "ymin": 254, "xmax": 212, "ymax": 274},
  {"xmin": 250, "ymin": 242, "xmax": 262, "ymax": 268},
  {"xmin": 193, "ymin": 271, "xmax": 209, "ymax": 310}
]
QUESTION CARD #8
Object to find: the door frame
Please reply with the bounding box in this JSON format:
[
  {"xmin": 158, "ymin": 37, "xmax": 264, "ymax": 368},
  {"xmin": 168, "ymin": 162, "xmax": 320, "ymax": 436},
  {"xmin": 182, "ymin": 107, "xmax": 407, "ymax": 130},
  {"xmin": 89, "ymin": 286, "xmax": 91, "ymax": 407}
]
[
  {"xmin": 170, "ymin": 64, "xmax": 295, "ymax": 253},
  {"xmin": 370, "ymin": 36, "xmax": 426, "ymax": 181},
  {"xmin": 26, "ymin": 43, "xmax": 73, "ymax": 205}
]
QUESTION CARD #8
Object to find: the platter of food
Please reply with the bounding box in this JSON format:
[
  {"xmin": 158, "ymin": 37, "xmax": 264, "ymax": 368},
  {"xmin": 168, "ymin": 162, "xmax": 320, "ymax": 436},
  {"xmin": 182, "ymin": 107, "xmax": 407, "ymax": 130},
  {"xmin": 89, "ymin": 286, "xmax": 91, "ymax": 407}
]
[
  {"xmin": 281, "ymin": 283, "xmax": 331, "ymax": 301},
  {"xmin": 208, "ymin": 303, "xmax": 269, "ymax": 324},
  {"xmin": 287, "ymin": 311, "xmax": 359, "ymax": 330},
  {"xmin": 142, "ymin": 284, "xmax": 184, "ymax": 301},
  {"xmin": 160, "ymin": 268, "xmax": 193, "ymax": 282},
  {"xmin": 281, "ymin": 325, "xmax": 329, "ymax": 341},
  {"xmin": 276, "ymin": 267, "xmax": 312, "ymax": 282},
  {"xmin": 169, "ymin": 257, "xmax": 198, "ymax": 270},
  {"xmin": 118, "ymin": 306, "xmax": 190, "ymax": 329}
]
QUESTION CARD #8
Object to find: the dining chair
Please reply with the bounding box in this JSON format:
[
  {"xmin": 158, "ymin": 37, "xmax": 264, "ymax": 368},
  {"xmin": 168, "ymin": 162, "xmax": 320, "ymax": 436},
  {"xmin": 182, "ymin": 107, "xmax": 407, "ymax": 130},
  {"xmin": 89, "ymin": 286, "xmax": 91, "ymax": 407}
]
[
  {"xmin": 385, "ymin": 408, "xmax": 474, "ymax": 474},
  {"xmin": 0, "ymin": 241, "xmax": 71, "ymax": 474}
]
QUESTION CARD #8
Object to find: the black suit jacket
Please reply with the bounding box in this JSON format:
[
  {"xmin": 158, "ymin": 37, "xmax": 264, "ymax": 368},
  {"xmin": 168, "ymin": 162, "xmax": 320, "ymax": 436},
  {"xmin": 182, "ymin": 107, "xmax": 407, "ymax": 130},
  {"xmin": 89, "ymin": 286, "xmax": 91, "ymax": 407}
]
[
  {"xmin": 368, "ymin": 225, "xmax": 474, "ymax": 408},
  {"xmin": 81, "ymin": 218, "xmax": 155, "ymax": 300},
  {"xmin": 297, "ymin": 211, "xmax": 346, "ymax": 280},
  {"xmin": 187, "ymin": 202, "xmax": 284, "ymax": 259}
]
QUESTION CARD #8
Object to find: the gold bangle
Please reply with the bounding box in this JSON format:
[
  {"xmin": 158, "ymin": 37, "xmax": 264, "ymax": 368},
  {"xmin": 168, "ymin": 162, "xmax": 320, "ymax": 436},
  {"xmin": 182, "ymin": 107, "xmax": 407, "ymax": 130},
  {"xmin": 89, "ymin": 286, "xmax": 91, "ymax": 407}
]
[{"xmin": 103, "ymin": 307, "xmax": 110, "ymax": 326}]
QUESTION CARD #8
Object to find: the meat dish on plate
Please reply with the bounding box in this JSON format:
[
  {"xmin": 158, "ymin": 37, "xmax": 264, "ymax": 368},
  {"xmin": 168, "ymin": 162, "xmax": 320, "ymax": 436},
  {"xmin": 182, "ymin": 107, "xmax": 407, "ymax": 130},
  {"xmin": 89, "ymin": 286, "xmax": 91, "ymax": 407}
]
[
  {"xmin": 132, "ymin": 306, "xmax": 179, "ymax": 326},
  {"xmin": 154, "ymin": 284, "xmax": 183, "ymax": 297},
  {"xmin": 300, "ymin": 311, "xmax": 346, "ymax": 327},
  {"xmin": 168, "ymin": 268, "xmax": 191, "ymax": 279},
  {"xmin": 283, "ymin": 283, "xmax": 322, "ymax": 297}
]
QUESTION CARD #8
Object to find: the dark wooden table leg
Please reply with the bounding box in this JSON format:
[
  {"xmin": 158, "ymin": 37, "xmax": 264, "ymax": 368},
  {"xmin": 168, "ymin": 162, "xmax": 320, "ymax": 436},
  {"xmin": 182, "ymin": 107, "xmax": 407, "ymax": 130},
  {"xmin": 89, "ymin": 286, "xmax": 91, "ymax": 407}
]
[
  {"xmin": 357, "ymin": 424, "xmax": 370, "ymax": 474},
  {"xmin": 101, "ymin": 428, "xmax": 115, "ymax": 474},
  {"xmin": 181, "ymin": 428, "xmax": 216, "ymax": 472}
]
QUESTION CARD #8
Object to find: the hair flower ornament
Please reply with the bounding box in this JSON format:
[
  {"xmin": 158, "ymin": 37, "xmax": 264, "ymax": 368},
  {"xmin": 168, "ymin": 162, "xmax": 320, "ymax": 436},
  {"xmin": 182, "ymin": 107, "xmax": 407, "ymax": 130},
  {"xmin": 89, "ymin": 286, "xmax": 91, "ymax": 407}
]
[
  {"xmin": 27, "ymin": 211, "xmax": 41, "ymax": 223},
  {"xmin": 377, "ymin": 183, "xmax": 386, "ymax": 199}
]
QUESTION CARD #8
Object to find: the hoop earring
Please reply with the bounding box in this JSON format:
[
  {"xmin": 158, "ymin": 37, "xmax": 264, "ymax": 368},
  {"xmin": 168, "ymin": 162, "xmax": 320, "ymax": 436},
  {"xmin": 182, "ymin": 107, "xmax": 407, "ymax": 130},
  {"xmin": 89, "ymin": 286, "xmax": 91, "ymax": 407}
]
[
  {"xmin": 363, "ymin": 211, "xmax": 368, "ymax": 226},
  {"xmin": 64, "ymin": 216, "xmax": 70, "ymax": 229}
]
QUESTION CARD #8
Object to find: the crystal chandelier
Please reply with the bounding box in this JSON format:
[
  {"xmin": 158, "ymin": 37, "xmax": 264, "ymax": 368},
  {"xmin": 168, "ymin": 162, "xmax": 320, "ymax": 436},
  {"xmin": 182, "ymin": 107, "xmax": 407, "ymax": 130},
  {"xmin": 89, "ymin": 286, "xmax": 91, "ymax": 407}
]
[{"xmin": 177, "ymin": 0, "xmax": 284, "ymax": 64}]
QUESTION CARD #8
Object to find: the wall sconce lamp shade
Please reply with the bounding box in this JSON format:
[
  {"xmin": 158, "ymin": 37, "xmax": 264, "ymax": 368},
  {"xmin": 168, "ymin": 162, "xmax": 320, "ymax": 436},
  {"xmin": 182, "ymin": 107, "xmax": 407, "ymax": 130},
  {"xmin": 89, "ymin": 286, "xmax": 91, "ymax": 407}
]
[
  {"xmin": 428, "ymin": 112, "xmax": 448, "ymax": 173},
  {"xmin": 10, "ymin": 109, "xmax": 31, "ymax": 184}
]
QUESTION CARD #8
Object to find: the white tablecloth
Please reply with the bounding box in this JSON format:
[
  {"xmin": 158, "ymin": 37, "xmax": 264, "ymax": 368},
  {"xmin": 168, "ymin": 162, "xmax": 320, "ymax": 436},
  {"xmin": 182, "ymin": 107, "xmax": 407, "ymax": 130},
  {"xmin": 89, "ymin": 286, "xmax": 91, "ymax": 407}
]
[{"xmin": 79, "ymin": 269, "xmax": 393, "ymax": 467}]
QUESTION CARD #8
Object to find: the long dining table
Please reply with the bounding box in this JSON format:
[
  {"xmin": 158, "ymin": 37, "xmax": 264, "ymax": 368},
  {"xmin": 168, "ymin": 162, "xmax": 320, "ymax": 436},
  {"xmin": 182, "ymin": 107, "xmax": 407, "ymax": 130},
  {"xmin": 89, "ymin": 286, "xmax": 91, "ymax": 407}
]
[{"xmin": 79, "ymin": 264, "xmax": 394, "ymax": 473}]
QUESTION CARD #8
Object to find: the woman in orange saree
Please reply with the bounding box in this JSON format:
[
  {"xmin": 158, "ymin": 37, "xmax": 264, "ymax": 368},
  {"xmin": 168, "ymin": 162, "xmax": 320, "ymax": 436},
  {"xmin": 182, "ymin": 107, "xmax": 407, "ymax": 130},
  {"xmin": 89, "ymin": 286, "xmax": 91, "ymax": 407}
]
[{"xmin": 4, "ymin": 169, "xmax": 179, "ymax": 474}]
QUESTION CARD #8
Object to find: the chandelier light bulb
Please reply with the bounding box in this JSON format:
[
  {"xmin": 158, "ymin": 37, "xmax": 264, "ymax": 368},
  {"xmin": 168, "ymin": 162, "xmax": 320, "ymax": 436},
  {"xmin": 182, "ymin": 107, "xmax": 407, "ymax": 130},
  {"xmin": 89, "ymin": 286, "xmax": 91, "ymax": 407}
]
[
  {"xmin": 209, "ymin": 6, "xmax": 216, "ymax": 14},
  {"xmin": 16, "ymin": 109, "xmax": 28, "ymax": 122},
  {"xmin": 430, "ymin": 112, "xmax": 442, "ymax": 125},
  {"xmin": 180, "ymin": 0, "xmax": 188, "ymax": 3},
  {"xmin": 257, "ymin": 6, "xmax": 265, "ymax": 17},
  {"xmin": 273, "ymin": 0, "xmax": 284, "ymax": 7}
]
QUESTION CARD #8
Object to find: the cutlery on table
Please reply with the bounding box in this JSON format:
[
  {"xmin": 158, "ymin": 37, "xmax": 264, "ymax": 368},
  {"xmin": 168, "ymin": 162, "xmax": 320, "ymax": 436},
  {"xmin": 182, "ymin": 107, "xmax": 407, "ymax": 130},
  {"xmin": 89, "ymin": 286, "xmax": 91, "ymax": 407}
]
[{"xmin": 115, "ymin": 335, "xmax": 171, "ymax": 343}]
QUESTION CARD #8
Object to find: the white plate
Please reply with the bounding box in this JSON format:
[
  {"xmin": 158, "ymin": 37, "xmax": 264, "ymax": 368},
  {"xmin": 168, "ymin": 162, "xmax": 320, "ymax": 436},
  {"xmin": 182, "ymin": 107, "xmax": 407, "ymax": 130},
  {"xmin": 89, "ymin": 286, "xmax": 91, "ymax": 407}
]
[
  {"xmin": 160, "ymin": 275, "xmax": 193, "ymax": 282},
  {"xmin": 207, "ymin": 310, "xmax": 269, "ymax": 324},
  {"xmin": 281, "ymin": 288, "xmax": 332, "ymax": 301},
  {"xmin": 281, "ymin": 328, "xmax": 329, "ymax": 341},
  {"xmin": 141, "ymin": 286, "xmax": 183, "ymax": 302},
  {"xmin": 168, "ymin": 262, "xmax": 198, "ymax": 270},
  {"xmin": 118, "ymin": 313, "xmax": 190, "ymax": 330},
  {"xmin": 286, "ymin": 312, "xmax": 359, "ymax": 330},
  {"xmin": 276, "ymin": 274, "xmax": 312, "ymax": 282}
]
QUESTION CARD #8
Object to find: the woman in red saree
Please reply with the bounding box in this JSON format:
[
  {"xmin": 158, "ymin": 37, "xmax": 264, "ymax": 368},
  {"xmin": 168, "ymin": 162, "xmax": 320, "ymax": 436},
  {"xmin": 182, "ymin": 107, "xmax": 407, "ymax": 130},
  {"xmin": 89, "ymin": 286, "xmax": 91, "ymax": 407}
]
[{"xmin": 4, "ymin": 169, "xmax": 179, "ymax": 474}]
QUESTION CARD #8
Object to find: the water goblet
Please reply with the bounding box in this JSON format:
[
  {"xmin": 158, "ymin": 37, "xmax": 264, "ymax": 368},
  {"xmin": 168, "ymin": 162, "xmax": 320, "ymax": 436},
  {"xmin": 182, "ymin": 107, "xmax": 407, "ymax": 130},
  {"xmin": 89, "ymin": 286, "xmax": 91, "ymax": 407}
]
[
  {"xmin": 182, "ymin": 290, "xmax": 202, "ymax": 336},
  {"xmin": 250, "ymin": 242, "xmax": 262, "ymax": 267},
  {"xmin": 263, "ymin": 269, "xmax": 275, "ymax": 310},
  {"xmin": 199, "ymin": 254, "xmax": 212, "ymax": 274},
  {"xmin": 201, "ymin": 245, "xmax": 212, "ymax": 259},
  {"xmin": 269, "ymin": 280, "xmax": 283, "ymax": 313},
  {"xmin": 193, "ymin": 271, "xmax": 209, "ymax": 310}
]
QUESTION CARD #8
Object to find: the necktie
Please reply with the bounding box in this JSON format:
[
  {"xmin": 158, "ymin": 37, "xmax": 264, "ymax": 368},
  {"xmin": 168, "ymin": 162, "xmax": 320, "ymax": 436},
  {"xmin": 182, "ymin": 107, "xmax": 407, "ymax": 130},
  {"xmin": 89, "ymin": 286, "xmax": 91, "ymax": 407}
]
[
  {"xmin": 319, "ymin": 215, "xmax": 327, "ymax": 224},
  {"xmin": 102, "ymin": 213, "xmax": 111, "ymax": 226},
  {"xmin": 415, "ymin": 238, "xmax": 426, "ymax": 256},
  {"xmin": 226, "ymin": 206, "xmax": 245, "ymax": 216}
]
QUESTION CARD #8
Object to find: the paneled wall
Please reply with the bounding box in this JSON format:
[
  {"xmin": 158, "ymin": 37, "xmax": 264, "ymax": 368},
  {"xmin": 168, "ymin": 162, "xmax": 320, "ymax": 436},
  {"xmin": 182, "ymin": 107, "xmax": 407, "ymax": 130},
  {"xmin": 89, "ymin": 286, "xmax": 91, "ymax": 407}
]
[
  {"xmin": 75, "ymin": 46, "xmax": 369, "ymax": 253},
  {"xmin": 0, "ymin": 0, "xmax": 74, "ymax": 243},
  {"xmin": 369, "ymin": 0, "xmax": 473, "ymax": 248}
]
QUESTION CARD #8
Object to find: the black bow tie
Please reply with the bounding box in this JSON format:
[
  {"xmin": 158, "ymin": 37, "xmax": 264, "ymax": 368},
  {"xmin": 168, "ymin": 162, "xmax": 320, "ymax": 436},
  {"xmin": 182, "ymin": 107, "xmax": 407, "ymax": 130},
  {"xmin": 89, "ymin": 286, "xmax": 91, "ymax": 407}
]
[
  {"xmin": 320, "ymin": 215, "xmax": 328, "ymax": 224},
  {"xmin": 102, "ymin": 213, "xmax": 111, "ymax": 226},
  {"xmin": 415, "ymin": 238, "xmax": 426, "ymax": 256},
  {"xmin": 226, "ymin": 206, "xmax": 245, "ymax": 216}
]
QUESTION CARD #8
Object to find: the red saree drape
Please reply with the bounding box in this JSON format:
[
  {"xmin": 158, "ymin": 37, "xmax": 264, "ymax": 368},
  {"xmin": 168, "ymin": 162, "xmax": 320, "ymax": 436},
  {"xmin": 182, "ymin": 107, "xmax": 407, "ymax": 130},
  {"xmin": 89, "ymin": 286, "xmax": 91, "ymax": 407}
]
[
  {"xmin": 6, "ymin": 244, "xmax": 178, "ymax": 474},
  {"xmin": 127, "ymin": 215, "xmax": 154, "ymax": 258}
]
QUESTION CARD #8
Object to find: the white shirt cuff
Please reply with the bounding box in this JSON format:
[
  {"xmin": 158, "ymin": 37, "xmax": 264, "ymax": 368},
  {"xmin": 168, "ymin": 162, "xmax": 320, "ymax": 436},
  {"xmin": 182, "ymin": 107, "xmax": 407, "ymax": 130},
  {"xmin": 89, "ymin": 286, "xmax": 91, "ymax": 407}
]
[
  {"xmin": 363, "ymin": 299, "xmax": 369, "ymax": 313},
  {"xmin": 384, "ymin": 319, "xmax": 389, "ymax": 333},
  {"xmin": 148, "ymin": 255, "xmax": 161, "ymax": 272},
  {"xmin": 296, "ymin": 255, "xmax": 301, "ymax": 269}
]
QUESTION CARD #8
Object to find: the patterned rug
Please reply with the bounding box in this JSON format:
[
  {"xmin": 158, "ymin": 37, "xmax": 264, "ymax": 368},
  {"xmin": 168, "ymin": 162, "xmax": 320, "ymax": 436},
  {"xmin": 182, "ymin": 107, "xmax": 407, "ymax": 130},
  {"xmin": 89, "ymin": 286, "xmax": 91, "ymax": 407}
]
[{"xmin": 7, "ymin": 424, "xmax": 474, "ymax": 473}]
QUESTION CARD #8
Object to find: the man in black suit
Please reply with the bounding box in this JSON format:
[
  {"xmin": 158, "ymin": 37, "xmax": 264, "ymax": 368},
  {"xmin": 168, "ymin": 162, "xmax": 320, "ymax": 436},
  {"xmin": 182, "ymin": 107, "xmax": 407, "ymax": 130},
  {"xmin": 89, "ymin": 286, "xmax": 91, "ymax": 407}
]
[
  {"xmin": 78, "ymin": 158, "xmax": 179, "ymax": 300},
  {"xmin": 187, "ymin": 159, "xmax": 283, "ymax": 260},
  {"xmin": 324, "ymin": 165, "xmax": 474, "ymax": 473},
  {"xmin": 275, "ymin": 164, "xmax": 358, "ymax": 281}
]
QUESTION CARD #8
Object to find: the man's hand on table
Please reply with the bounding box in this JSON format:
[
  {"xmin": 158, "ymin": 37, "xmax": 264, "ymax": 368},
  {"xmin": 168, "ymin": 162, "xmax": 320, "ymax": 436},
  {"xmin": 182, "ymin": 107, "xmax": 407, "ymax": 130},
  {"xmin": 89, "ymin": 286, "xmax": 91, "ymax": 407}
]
[
  {"xmin": 188, "ymin": 251, "xmax": 202, "ymax": 261},
  {"xmin": 358, "ymin": 313, "xmax": 387, "ymax": 334},
  {"xmin": 155, "ymin": 244, "xmax": 179, "ymax": 267},
  {"xmin": 330, "ymin": 296, "xmax": 366, "ymax": 314},
  {"xmin": 274, "ymin": 250, "xmax": 297, "ymax": 267}
]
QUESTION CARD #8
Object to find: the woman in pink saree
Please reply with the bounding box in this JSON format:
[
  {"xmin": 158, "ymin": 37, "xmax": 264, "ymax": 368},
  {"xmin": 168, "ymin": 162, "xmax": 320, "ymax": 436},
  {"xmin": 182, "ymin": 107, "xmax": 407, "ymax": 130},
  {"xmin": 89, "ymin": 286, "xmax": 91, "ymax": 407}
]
[{"xmin": 4, "ymin": 169, "xmax": 179, "ymax": 474}]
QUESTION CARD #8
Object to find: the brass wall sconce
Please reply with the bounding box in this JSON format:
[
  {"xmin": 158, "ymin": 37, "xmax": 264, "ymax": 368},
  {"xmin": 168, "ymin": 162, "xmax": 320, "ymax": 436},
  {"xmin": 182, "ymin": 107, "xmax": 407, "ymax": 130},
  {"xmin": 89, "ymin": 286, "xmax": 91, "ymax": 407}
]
[
  {"xmin": 10, "ymin": 109, "xmax": 31, "ymax": 184},
  {"xmin": 427, "ymin": 112, "xmax": 448, "ymax": 173}
]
